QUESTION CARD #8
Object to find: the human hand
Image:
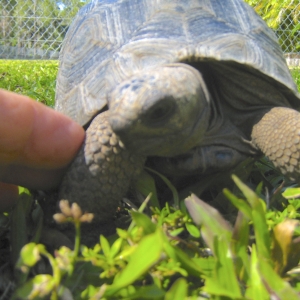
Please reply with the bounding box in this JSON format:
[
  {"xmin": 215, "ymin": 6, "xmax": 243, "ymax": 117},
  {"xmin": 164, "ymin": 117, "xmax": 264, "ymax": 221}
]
[{"xmin": 0, "ymin": 89, "xmax": 85, "ymax": 211}]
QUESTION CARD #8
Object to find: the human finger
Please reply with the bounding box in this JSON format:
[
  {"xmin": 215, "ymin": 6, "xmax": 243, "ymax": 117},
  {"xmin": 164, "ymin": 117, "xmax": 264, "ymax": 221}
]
[{"xmin": 0, "ymin": 89, "xmax": 85, "ymax": 168}]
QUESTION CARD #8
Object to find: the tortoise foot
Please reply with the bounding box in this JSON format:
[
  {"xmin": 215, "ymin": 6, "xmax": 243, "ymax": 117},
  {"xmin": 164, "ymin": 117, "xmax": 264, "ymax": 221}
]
[
  {"xmin": 58, "ymin": 111, "xmax": 146, "ymax": 224},
  {"xmin": 251, "ymin": 107, "xmax": 300, "ymax": 181}
]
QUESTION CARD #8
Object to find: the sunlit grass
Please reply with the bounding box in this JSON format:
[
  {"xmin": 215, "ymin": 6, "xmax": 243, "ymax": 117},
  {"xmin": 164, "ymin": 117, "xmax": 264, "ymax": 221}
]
[{"xmin": 0, "ymin": 60, "xmax": 58, "ymax": 107}]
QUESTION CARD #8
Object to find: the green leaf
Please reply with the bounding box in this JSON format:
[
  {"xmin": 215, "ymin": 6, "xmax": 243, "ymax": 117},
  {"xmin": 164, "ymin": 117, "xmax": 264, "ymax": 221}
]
[
  {"xmin": 106, "ymin": 230, "xmax": 164, "ymax": 295},
  {"xmin": 100, "ymin": 235, "xmax": 110, "ymax": 258},
  {"xmin": 204, "ymin": 235, "xmax": 242, "ymax": 299},
  {"xmin": 110, "ymin": 237, "xmax": 123, "ymax": 258},
  {"xmin": 11, "ymin": 194, "xmax": 34, "ymax": 267},
  {"xmin": 185, "ymin": 194, "xmax": 242, "ymax": 297},
  {"xmin": 223, "ymin": 188, "xmax": 252, "ymax": 219},
  {"xmin": 169, "ymin": 227, "xmax": 184, "ymax": 237},
  {"xmin": 11, "ymin": 281, "xmax": 33, "ymax": 300},
  {"xmin": 282, "ymin": 187, "xmax": 300, "ymax": 199},
  {"xmin": 133, "ymin": 170, "xmax": 160, "ymax": 208},
  {"xmin": 31, "ymin": 207, "xmax": 44, "ymax": 240},
  {"xmin": 245, "ymin": 245, "xmax": 269, "ymax": 300},
  {"xmin": 185, "ymin": 223, "xmax": 201, "ymax": 238},
  {"xmin": 18, "ymin": 187, "xmax": 30, "ymax": 195},
  {"xmin": 192, "ymin": 256, "xmax": 215, "ymax": 276},
  {"xmin": 163, "ymin": 239, "xmax": 203, "ymax": 277},
  {"xmin": 146, "ymin": 167, "xmax": 180, "ymax": 207},
  {"xmin": 165, "ymin": 278, "xmax": 188, "ymax": 300},
  {"xmin": 130, "ymin": 211, "xmax": 157, "ymax": 235},
  {"xmin": 231, "ymin": 212, "xmax": 251, "ymax": 281},
  {"xmin": 204, "ymin": 280, "xmax": 242, "ymax": 299},
  {"xmin": 116, "ymin": 228, "xmax": 129, "ymax": 239},
  {"xmin": 232, "ymin": 175, "xmax": 271, "ymax": 261}
]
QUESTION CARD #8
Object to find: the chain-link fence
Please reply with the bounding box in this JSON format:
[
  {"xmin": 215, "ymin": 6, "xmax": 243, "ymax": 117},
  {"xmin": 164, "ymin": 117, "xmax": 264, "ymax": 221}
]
[
  {"xmin": 0, "ymin": 0, "xmax": 86, "ymax": 59},
  {"xmin": 1, "ymin": 0, "xmax": 299, "ymax": 64},
  {"xmin": 251, "ymin": 0, "xmax": 300, "ymax": 68}
]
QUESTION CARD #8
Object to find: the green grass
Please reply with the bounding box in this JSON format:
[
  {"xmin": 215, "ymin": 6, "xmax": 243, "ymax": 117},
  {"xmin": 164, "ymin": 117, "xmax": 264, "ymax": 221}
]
[
  {"xmin": 0, "ymin": 60, "xmax": 58, "ymax": 107},
  {"xmin": 1, "ymin": 60, "xmax": 300, "ymax": 299}
]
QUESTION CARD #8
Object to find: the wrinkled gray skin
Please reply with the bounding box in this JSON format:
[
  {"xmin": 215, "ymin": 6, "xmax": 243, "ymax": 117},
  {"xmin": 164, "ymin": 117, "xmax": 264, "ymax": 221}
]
[{"xmin": 53, "ymin": 0, "xmax": 300, "ymax": 241}]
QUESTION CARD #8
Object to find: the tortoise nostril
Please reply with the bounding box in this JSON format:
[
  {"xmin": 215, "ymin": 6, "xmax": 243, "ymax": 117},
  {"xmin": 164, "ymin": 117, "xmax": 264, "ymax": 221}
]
[{"xmin": 109, "ymin": 115, "xmax": 129, "ymax": 135}]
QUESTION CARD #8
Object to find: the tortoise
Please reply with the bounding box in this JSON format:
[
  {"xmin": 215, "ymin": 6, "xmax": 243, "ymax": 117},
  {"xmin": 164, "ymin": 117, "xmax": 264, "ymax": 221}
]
[{"xmin": 55, "ymin": 0, "xmax": 300, "ymax": 226}]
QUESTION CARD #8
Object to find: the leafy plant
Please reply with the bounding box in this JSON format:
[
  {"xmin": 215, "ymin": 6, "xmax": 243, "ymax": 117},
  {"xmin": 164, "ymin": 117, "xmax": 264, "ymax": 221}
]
[
  {"xmin": 6, "ymin": 176, "xmax": 300, "ymax": 299},
  {"xmin": 185, "ymin": 177, "xmax": 300, "ymax": 299}
]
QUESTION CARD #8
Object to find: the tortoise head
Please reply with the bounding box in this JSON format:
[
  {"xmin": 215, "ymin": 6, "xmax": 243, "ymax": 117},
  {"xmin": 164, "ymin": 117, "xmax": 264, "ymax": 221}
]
[{"xmin": 109, "ymin": 63, "xmax": 211, "ymax": 156}]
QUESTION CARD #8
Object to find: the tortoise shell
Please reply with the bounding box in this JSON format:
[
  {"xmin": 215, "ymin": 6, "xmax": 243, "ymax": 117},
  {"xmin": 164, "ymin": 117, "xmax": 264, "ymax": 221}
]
[{"xmin": 55, "ymin": 0, "xmax": 300, "ymax": 126}]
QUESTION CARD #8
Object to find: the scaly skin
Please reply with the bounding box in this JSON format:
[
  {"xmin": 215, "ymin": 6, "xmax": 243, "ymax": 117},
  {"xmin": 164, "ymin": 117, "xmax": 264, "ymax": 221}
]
[
  {"xmin": 252, "ymin": 107, "xmax": 300, "ymax": 181},
  {"xmin": 58, "ymin": 111, "xmax": 146, "ymax": 223}
]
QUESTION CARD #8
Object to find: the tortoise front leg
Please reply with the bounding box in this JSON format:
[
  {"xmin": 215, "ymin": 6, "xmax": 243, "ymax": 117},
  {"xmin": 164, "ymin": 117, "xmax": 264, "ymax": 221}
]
[
  {"xmin": 59, "ymin": 111, "xmax": 146, "ymax": 224},
  {"xmin": 251, "ymin": 107, "xmax": 300, "ymax": 181}
]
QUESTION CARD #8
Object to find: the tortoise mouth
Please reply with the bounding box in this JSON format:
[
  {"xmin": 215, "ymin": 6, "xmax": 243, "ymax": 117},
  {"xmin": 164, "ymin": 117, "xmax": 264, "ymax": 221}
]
[
  {"xmin": 116, "ymin": 131, "xmax": 191, "ymax": 157},
  {"xmin": 111, "ymin": 102, "xmax": 212, "ymax": 157},
  {"xmin": 147, "ymin": 145, "xmax": 249, "ymax": 177}
]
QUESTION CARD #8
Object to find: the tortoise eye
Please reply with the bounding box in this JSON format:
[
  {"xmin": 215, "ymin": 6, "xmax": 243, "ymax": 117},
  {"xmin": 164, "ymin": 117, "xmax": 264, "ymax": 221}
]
[{"xmin": 145, "ymin": 99, "xmax": 176, "ymax": 125}]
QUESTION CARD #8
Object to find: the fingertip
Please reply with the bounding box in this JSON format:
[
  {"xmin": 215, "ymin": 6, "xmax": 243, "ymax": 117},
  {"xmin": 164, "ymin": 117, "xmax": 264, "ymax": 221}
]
[
  {"xmin": 18, "ymin": 96, "xmax": 85, "ymax": 169},
  {"xmin": 30, "ymin": 106, "xmax": 85, "ymax": 168},
  {"xmin": 64, "ymin": 115, "xmax": 86, "ymax": 147}
]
